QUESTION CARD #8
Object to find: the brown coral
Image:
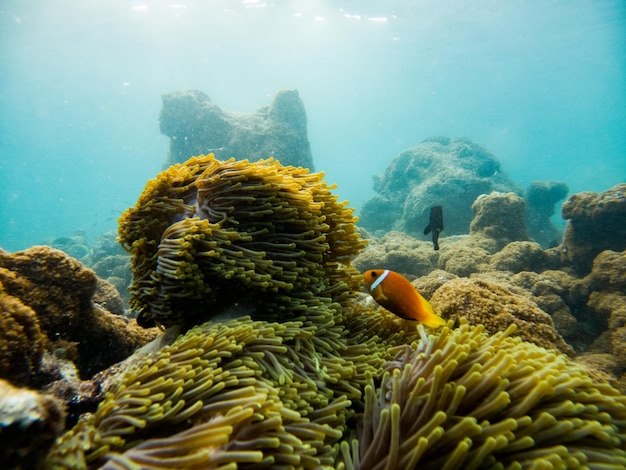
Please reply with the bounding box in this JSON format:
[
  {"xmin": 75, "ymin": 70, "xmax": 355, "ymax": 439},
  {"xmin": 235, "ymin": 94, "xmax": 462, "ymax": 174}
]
[
  {"xmin": 469, "ymin": 191, "xmax": 529, "ymax": 252},
  {"xmin": 118, "ymin": 154, "xmax": 366, "ymax": 328},
  {"xmin": 561, "ymin": 183, "xmax": 626, "ymax": 274},
  {"xmin": 0, "ymin": 378, "xmax": 66, "ymax": 469},
  {"xmin": 0, "ymin": 285, "xmax": 46, "ymax": 384},
  {"xmin": 0, "ymin": 246, "xmax": 158, "ymax": 381},
  {"xmin": 430, "ymin": 277, "xmax": 573, "ymax": 355}
]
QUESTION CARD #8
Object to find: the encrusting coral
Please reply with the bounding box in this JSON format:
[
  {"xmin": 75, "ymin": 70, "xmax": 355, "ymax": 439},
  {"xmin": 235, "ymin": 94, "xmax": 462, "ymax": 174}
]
[
  {"xmin": 118, "ymin": 154, "xmax": 366, "ymax": 328},
  {"xmin": 0, "ymin": 246, "xmax": 157, "ymax": 382},
  {"xmin": 430, "ymin": 277, "xmax": 574, "ymax": 355},
  {"xmin": 561, "ymin": 183, "xmax": 626, "ymax": 274}
]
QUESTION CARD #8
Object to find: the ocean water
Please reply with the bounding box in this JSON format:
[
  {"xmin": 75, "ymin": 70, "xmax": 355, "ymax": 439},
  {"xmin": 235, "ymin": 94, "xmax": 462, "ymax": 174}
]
[{"xmin": 0, "ymin": 0, "xmax": 624, "ymax": 252}]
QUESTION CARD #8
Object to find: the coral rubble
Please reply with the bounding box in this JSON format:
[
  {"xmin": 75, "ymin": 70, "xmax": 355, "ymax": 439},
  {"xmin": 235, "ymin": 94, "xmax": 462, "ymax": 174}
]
[{"xmin": 160, "ymin": 89, "xmax": 314, "ymax": 169}]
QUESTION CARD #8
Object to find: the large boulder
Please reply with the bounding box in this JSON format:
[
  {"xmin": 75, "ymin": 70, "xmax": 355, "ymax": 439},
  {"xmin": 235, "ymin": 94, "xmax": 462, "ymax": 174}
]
[
  {"xmin": 561, "ymin": 183, "xmax": 626, "ymax": 274},
  {"xmin": 359, "ymin": 137, "xmax": 521, "ymax": 237},
  {"xmin": 160, "ymin": 89, "xmax": 314, "ymax": 170}
]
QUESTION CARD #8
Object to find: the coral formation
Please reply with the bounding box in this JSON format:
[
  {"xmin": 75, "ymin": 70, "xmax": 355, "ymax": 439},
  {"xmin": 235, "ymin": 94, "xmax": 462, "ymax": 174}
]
[
  {"xmin": 0, "ymin": 285, "xmax": 46, "ymax": 384},
  {"xmin": 352, "ymin": 231, "xmax": 436, "ymax": 278},
  {"xmin": 469, "ymin": 192, "xmax": 529, "ymax": 252},
  {"xmin": 488, "ymin": 241, "xmax": 551, "ymax": 273},
  {"xmin": 430, "ymin": 278, "xmax": 573, "ymax": 355},
  {"xmin": 0, "ymin": 379, "xmax": 66, "ymax": 469},
  {"xmin": 359, "ymin": 137, "xmax": 521, "ymax": 236},
  {"xmin": 561, "ymin": 183, "xmax": 626, "ymax": 274},
  {"xmin": 118, "ymin": 154, "xmax": 366, "ymax": 328},
  {"xmin": 46, "ymin": 160, "xmax": 626, "ymax": 467},
  {"xmin": 160, "ymin": 89, "xmax": 314, "ymax": 169},
  {"xmin": 0, "ymin": 246, "xmax": 157, "ymax": 382},
  {"xmin": 525, "ymin": 180, "xmax": 568, "ymax": 248}
]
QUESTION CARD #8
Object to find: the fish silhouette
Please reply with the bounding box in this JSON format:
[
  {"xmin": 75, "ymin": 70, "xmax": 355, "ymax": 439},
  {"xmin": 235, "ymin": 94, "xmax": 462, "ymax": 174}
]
[{"xmin": 423, "ymin": 205, "xmax": 444, "ymax": 250}]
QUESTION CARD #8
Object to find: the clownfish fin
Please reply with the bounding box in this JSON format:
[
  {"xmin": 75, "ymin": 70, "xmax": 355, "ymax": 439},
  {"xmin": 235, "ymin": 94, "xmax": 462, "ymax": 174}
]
[{"xmin": 422, "ymin": 312, "xmax": 447, "ymax": 329}]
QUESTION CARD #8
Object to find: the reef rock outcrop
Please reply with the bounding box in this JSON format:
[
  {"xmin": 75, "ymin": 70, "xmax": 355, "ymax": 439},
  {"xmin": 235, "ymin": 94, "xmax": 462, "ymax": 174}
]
[
  {"xmin": 561, "ymin": 183, "xmax": 626, "ymax": 274},
  {"xmin": 524, "ymin": 180, "xmax": 568, "ymax": 248},
  {"xmin": 160, "ymin": 89, "xmax": 314, "ymax": 170},
  {"xmin": 359, "ymin": 137, "xmax": 521, "ymax": 236},
  {"xmin": 0, "ymin": 379, "xmax": 65, "ymax": 469},
  {"xmin": 0, "ymin": 246, "xmax": 157, "ymax": 383},
  {"xmin": 469, "ymin": 191, "xmax": 529, "ymax": 252},
  {"xmin": 430, "ymin": 277, "xmax": 573, "ymax": 355}
]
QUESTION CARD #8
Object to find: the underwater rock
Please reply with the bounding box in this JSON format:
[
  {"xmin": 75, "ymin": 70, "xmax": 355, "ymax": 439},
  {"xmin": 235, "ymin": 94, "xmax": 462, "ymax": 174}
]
[
  {"xmin": 437, "ymin": 243, "xmax": 491, "ymax": 277},
  {"xmin": 430, "ymin": 277, "xmax": 574, "ymax": 355},
  {"xmin": 118, "ymin": 154, "xmax": 366, "ymax": 329},
  {"xmin": 524, "ymin": 180, "xmax": 568, "ymax": 248},
  {"xmin": 91, "ymin": 254, "xmax": 132, "ymax": 307},
  {"xmin": 0, "ymin": 246, "xmax": 158, "ymax": 383},
  {"xmin": 352, "ymin": 231, "xmax": 436, "ymax": 278},
  {"xmin": 584, "ymin": 248, "xmax": 626, "ymax": 293},
  {"xmin": 469, "ymin": 191, "xmax": 529, "ymax": 252},
  {"xmin": 359, "ymin": 137, "xmax": 521, "ymax": 236},
  {"xmin": 0, "ymin": 379, "xmax": 65, "ymax": 470},
  {"xmin": 488, "ymin": 240, "xmax": 554, "ymax": 273},
  {"xmin": 0, "ymin": 286, "xmax": 46, "ymax": 385},
  {"xmin": 561, "ymin": 183, "xmax": 626, "ymax": 274},
  {"xmin": 160, "ymin": 89, "xmax": 314, "ymax": 169},
  {"xmin": 49, "ymin": 230, "xmax": 92, "ymax": 264}
]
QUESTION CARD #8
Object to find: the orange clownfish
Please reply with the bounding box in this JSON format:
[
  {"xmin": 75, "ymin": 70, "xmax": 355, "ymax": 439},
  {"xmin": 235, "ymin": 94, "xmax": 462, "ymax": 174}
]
[{"xmin": 364, "ymin": 269, "xmax": 446, "ymax": 328}]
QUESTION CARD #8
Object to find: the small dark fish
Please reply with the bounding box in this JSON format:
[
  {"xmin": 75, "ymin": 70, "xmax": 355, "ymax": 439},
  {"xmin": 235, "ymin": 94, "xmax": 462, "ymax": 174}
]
[{"xmin": 423, "ymin": 205, "xmax": 444, "ymax": 250}]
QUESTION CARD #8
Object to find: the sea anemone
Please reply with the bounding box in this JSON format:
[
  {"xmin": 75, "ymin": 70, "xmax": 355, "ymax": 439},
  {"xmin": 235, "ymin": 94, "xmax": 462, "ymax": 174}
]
[{"xmin": 118, "ymin": 155, "xmax": 365, "ymax": 328}]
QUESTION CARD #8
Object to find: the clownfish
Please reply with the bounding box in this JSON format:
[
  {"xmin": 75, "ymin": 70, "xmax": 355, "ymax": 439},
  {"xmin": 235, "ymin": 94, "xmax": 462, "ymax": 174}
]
[{"xmin": 363, "ymin": 269, "xmax": 447, "ymax": 328}]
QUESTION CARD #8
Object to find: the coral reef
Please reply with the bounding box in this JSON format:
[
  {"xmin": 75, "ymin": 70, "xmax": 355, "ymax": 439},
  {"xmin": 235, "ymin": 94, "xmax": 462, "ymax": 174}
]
[
  {"xmin": 561, "ymin": 183, "xmax": 626, "ymax": 274},
  {"xmin": 488, "ymin": 241, "xmax": 551, "ymax": 273},
  {"xmin": 352, "ymin": 231, "xmax": 436, "ymax": 278},
  {"xmin": 0, "ymin": 246, "xmax": 157, "ymax": 382},
  {"xmin": 160, "ymin": 89, "xmax": 314, "ymax": 169},
  {"xmin": 525, "ymin": 180, "xmax": 568, "ymax": 248},
  {"xmin": 118, "ymin": 154, "xmax": 365, "ymax": 329},
  {"xmin": 430, "ymin": 277, "xmax": 573, "ymax": 355},
  {"xmin": 0, "ymin": 379, "xmax": 66, "ymax": 469},
  {"xmin": 469, "ymin": 192, "xmax": 529, "ymax": 252},
  {"xmin": 0, "ymin": 285, "xmax": 46, "ymax": 384},
  {"xmin": 359, "ymin": 137, "xmax": 521, "ymax": 236}
]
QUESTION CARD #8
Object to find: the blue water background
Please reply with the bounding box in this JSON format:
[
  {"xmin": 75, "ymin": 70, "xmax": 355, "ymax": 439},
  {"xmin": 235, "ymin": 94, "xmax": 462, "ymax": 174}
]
[{"xmin": 1, "ymin": 0, "xmax": 624, "ymax": 252}]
